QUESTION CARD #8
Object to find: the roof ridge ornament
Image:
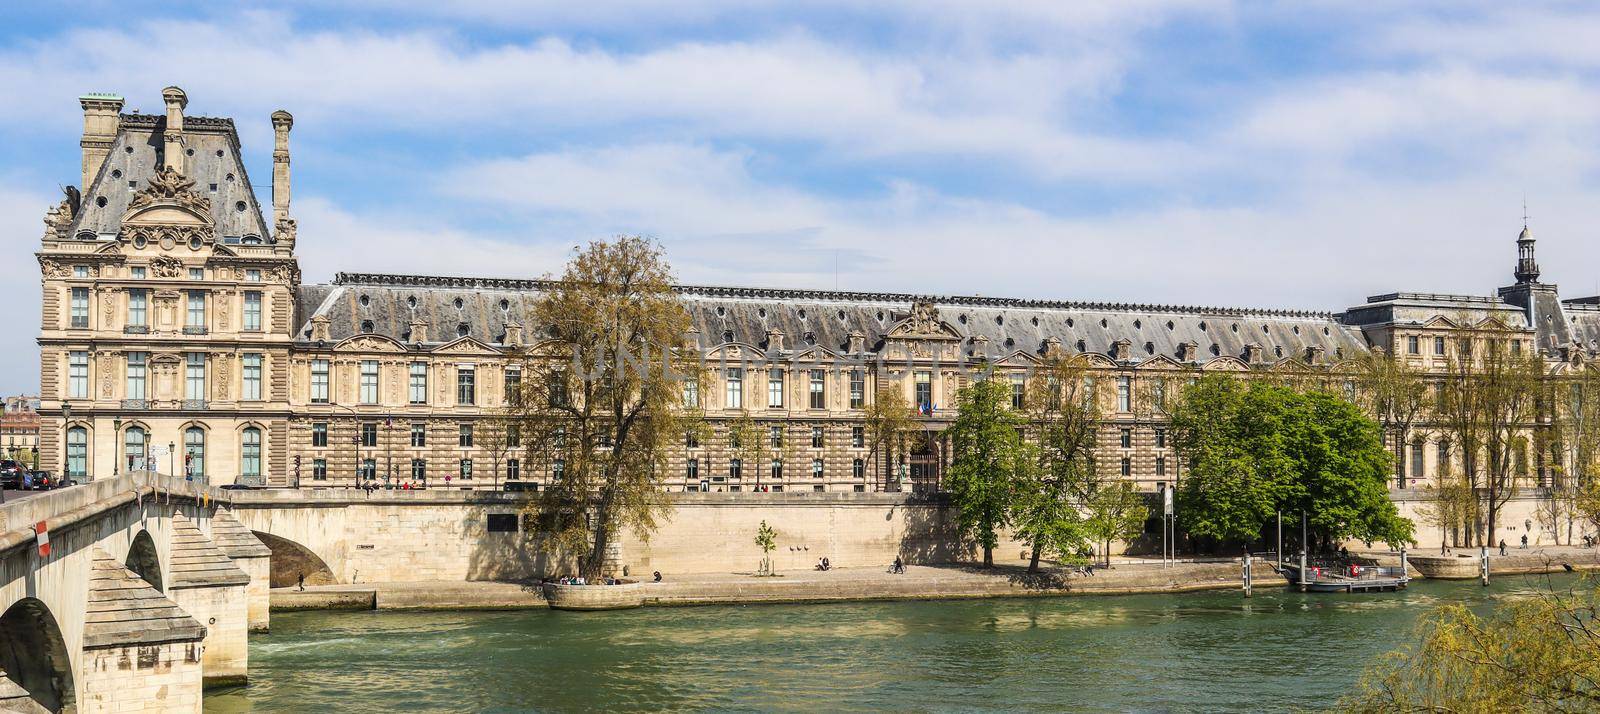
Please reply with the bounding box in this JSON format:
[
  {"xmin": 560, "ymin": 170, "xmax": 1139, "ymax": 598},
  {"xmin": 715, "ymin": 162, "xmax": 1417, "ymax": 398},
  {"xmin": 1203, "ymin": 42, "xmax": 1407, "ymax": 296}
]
[{"xmin": 129, "ymin": 165, "xmax": 211, "ymax": 218}]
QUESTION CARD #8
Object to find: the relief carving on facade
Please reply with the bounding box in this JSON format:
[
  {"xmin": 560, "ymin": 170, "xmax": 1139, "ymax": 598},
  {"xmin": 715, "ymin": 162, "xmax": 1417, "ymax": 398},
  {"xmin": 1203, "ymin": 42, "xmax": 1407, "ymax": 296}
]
[
  {"xmin": 100, "ymin": 291, "xmax": 114, "ymax": 325},
  {"xmin": 127, "ymin": 166, "xmax": 212, "ymax": 217},
  {"xmin": 215, "ymin": 355, "xmax": 231, "ymax": 400},
  {"xmin": 215, "ymin": 289, "xmax": 231, "ymax": 329},
  {"xmin": 39, "ymin": 259, "xmax": 70, "ymax": 279},
  {"xmin": 908, "ymin": 300, "xmax": 940, "ymax": 334},
  {"xmin": 151, "ymin": 256, "xmax": 183, "ymax": 278}
]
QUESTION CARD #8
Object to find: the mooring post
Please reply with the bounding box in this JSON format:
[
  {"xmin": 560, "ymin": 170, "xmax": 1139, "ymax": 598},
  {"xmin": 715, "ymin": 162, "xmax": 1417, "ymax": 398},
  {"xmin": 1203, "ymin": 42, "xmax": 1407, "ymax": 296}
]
[
  {"xmin": 1243, "ymin": 549, "xmax": 1252, "ymax": 598},
  {"xmin": 1299, "ymin": 549, "xmax": 1308, "ymax": 593},
  {"xmin": 1400, "ymin": 547, "xmax": 1408, "ymax": 584},
  {"xmin": 1480, "ymin": 545, "xmax": 1490, "ymax": 586}
]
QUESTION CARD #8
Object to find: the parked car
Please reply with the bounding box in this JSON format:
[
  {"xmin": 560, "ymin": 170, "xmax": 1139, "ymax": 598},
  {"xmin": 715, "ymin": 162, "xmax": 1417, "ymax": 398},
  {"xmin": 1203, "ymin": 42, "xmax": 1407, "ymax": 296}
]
[
  {"xmin": 0, "ymin": 460, "xmax": 26, "ymax": 489},
  {"xmin": 28, "ymin": 471, "xmax": 59, "ymax": 490}
]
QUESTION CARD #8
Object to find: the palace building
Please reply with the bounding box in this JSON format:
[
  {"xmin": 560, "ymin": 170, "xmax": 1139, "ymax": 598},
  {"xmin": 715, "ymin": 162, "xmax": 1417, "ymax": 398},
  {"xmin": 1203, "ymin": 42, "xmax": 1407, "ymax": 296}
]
[{"xmin": 35, "ymin": 87, "xmax": 1600, "ymax": 494}]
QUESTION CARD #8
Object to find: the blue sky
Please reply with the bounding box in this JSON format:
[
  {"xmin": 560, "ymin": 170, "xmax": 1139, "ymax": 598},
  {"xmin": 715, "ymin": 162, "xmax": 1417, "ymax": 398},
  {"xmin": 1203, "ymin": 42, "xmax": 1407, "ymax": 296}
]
[{"xmin": 4, "ymin": 1, "xmax": 1600, "ymax": 393}]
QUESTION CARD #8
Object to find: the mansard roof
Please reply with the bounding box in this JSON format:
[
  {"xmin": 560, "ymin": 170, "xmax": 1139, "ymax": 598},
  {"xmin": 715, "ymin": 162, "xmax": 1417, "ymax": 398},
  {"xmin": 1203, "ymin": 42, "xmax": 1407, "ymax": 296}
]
[
  {"xmin": 295, "ymin": 272, "xmax": 1371, "ymax": 367},
  {"xmin": 69, "ymin": 113, "xmax": 270, "ymax": 243}
]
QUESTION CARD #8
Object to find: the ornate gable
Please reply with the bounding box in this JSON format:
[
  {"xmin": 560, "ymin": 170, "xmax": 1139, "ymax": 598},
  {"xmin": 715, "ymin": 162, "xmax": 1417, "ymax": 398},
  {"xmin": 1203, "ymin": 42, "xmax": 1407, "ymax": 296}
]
[
  {"xmin": 432, "ymin": 336, "xmax": 503, "ymax": 356},
  {"xmin": 334, "ymin": 334, "xmax": 406, "ymax": 353},
  {"xmin": 119, "ymin": 167, "xmax": 217, "ymax": 253},
  {"xmin": 886, "ymin": 300, "xmax": 963, "ymax": 340}
]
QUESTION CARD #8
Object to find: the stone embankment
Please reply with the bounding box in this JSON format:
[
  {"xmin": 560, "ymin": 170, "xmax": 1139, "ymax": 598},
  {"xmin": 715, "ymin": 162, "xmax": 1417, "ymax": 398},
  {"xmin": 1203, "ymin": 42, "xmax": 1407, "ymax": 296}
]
[
  {"xmin": 1395, "ymin": 545, "xmax": 1600, "ymax": 580},
  {"xmin": 271, "ymin": 559, "xmax": 1282, "ymax": 611}
]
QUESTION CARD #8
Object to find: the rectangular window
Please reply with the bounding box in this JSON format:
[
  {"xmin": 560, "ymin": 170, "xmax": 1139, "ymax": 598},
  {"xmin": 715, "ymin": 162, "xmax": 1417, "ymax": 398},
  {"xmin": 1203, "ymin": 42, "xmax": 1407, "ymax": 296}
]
[
  {"xmin": 1406, "ymin": 335, "xmax": 1420, "ymax": 354},
  {"xmin": 915, "ymin": 371, "xmax": 932, "ymax": 413},
  {"xmin": 487, "ymin": 514, "xmax": 517, "ymax": 532},
  {"xmin": 1155, "ymin": 428, "xmax": 1166, "ymax": 449},
  {"xmin": 245, "ymin": 269, "xmax": 261, "ymax": 282},
  {"xmin": 243, "ymin": 291, "xmax": 262, "ymax": 331},
  {"xmin": 849, "ymin": 370, "xmax": 865, "ymax": 409},
  {"xmin": 73, "ymin": 265, "xmax": 88, "ymax": 278},
  {"xmin": 812, "ymin": 458, "xmax": 824, "ymax": 478},
  {"xmin": 185, "ymin": 352, "xmax": 205, "ymax": 401},
  {"xmin": 189, "ymin": 267, "xmax": 204, "ymax": 280},
  {"xmin": 504, "ymin": 368, "xmax": 521, "ymax": 406},
  {"xmin": 853, "ymin": 458, "xmax": 865, "ymax": 479},
  {"xmin": 459, "ymin": 458, "xmax": 473, "ymax": 480},
  {"xmin": 724, "ymin": 368, "xmax": 743, "ymax": 409},
  {"xmin": 1438, "ymin": 442, "xmax": 1450, "ymax": 471},
  {"xmin": 1011, "ymin": 373, "xmax": 1026, "ymax": 410},
  {"xmin": 130, "ymin": 266, "xmax": 145, "ymax": 279},
  {"xmin": 312, "ymin": 458, "xmax": 327, "ymax": 480},
  {"xmin": 359, "ymin": 459, "xmax": 376, "ymax": 479},
  {"xmin": 310, "ymin": 359, "xmax": 330, "ymax": 403},
  {"xmin": 506, "ymin": 424, "xmax": 521, "ymax": 448},
  {"xmin": 851, "ymin": 426, "xmax": 864, "ymax": 448},
  {"xmin": 457, "ymin": 365, "xmax": 476, "ymax": 405},
  {"xmin": 769, "ymin": 425, "xmax": 783, "ymax": 449},
  {"xmin": 809, "ymin": 370, "xmax": 826, "ymax": 409},
  {"xmin": 771, "ymin": 458, "xmax": 783, "ymax": 480},
  {"xmin": 1117, "ymin": 376, "xmax": 1132, "ymax": 413},
  {"xmin": 242, "ymin": 353, "xmax": 262, "ymax": 400},
  {"xmin": 1119, "ymin": 428, "xmax": 1132, "ymax": 449},
  {"xmin": 127, "ymin": 289, "xmax": 147, "ymax": 328},
  {"xmin": 312, "ymin": 422, "xmax": 328, "ymax": 447},
  {"xmin": 459, "ymin": 424, "xmax": 473, "ymax": 447},
  {"xmin": 411, "ymin": 423, "xmax": 426, "ymax": 447},
  {"xmin": 686, "ymin": 458, "xmax": 699, "ymax": 480},
  {"xmin": 1156, "ymin": 456, "xmax": 1167, "ymax": 477},
  {"xmin": 1511, "ymin": 340, "xmax": 1522, "ymax": 356},
  {"xmin": 1434, "ymin": 336, "xmax": 1445, "ymax": 355},
  {"xmin": 68, "ymin": 351, "xmax": 88, "ymax": 398},
  {"xmin": 126, "ymin": 352, "xmax": 147, "ymax": 400},
  {"xmin": 1410, "ymin": 442, "xmax": 1424, "ymax": 481},
  {"xmin": 767, "ymin": 369, "xmax": 785, "ymax": 408},
  {"xmin": 811, "ymin": 426, "xmax": 824, "ymax": 449},
  {"xmin": 361, "ymin": 422, "xmax": 378, "ymax": 448},
  {"xmin": 507, "ymin": 458, "xmax": 520, "ymax": 480},
  {"xmin": 360, "ymin": 360, "xmax": 379, "ymax": 404},
  {"xmin": 409, "ymin": 362, "xmax": 427, "ymax": 405},
  {"xmin": 729, "ymin": 458, "xmax": 742, "ymax": 480},
  {"xmin": 683, "ymin": 379, "xmax": 699, "ymax": 408},
  {"xmin": 1121, "ymin": 457, "xmax": 1132, "ymax": 477},
  {"xmin": 70, "ymin": 288, "xmax": 89, "ymax": 328},
  {"xmin": 685, "ymin": 430, "xmax": 699, "ymax": 449},
  {"xmin": 186, "ymin": 290, "xmax": 205, "ymax": 329},
  {"xmin": 412, "ymin": 458, "xmax": 427, "ymax": 480}
]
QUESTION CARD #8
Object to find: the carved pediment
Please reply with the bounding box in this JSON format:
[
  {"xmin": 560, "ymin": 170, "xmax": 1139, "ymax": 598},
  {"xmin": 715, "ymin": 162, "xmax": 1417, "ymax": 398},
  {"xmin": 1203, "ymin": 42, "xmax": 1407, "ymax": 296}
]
[
  {"xmin": 334, "ymin": 335, "xmax": 406, "ymax": 353},
  {"xmin": 432, "ymin": 336, "xmax": 502, "ymax": 356},
  {"xmin": 127, "ymin": 167, "xmax": 211, "ymax": 220},
  {"xmin": 887, "ymin": 300, "xmax": 963, "ymax": 340}
]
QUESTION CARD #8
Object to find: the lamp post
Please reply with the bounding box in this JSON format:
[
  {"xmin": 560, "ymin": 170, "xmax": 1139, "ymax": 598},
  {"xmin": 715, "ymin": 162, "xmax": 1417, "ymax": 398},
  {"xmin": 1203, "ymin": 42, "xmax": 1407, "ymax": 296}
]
[
  {"xmin": 169, "ymin": 441, "xmax": 176, "ymax": 481},
  {"xmin": 61, "ymin": 403, "xmax": 70, "ymax": 487},
  {"xmin": 113, "ymin": 417, "xmax": 122, "ymax": 476}
]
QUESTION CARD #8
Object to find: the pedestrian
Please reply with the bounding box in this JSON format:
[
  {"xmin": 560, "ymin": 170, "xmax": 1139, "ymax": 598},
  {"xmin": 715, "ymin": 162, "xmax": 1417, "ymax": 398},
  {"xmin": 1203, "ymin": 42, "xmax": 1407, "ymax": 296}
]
[
  {"xmin": 1521, "ymin": 534, "xmax": 1528, "ymax": 549},
  {"xmin": 653, "ymin": 571, "xmax": 662, "ymax": 583},
  {"xmin": 297, "ymin": 573, "xmax": 305, "ymax": 592},
  {"xmin": 1499, "ymin": 539, "xmax": 1507, "ymax": 556},
  {"xmin": 892, "ymin": 556, "xmax": 904, "ymax": 574}
]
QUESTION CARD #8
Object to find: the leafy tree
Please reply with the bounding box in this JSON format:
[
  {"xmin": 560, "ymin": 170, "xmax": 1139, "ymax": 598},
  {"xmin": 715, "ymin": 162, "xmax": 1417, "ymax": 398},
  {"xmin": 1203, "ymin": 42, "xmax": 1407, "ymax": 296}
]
[
  {"xmin": 1015, "ymin": 356, "xmax": 1100, "ymax": 572},
  {"xmin": 1345, "ymin": 581, "xmax": 1600, "ymax": 712},
  {"xmin": 726, "ymin": 411, "xmax": 769, "ymax": 489},
  {"xmin": 1353, "ymin": 347, "xmax": 1428, "ymax": 488},
  {"xmin": 945, "ymin": 374, "xmax": 1031, "ymax": 567},
  {"xmin": 754, "ymin": 520, "xmax": 778, "ymax": 576},
  {"xmin": 507, "ymin": 236, "xmax": 698, "ymax": 578},
  {"xmin": 1083, "ymin": 479, "xmax": 1148, "ymax": 569},
  {"xmin": 863, "ymin": 386, "xmax": 916, "ymax": 492},
  {"xmin": 1170, "ymin": 374, "xmax": 1412, "ymax": 550}
]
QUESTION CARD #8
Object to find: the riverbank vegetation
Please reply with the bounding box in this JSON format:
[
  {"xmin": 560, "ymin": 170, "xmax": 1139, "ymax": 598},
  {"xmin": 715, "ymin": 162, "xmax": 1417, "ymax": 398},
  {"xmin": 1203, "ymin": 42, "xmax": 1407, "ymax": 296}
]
[{"xmin": 1344, "ymin": 578, "xmax": 1600, "ymax": 711}]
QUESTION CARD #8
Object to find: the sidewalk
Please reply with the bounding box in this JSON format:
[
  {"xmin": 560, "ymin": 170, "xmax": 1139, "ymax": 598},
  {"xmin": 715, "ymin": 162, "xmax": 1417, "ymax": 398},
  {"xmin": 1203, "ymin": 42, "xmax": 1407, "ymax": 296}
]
[{"xmin": 271, "ymin": 559, "xmax": 1280, "ymax": 611}]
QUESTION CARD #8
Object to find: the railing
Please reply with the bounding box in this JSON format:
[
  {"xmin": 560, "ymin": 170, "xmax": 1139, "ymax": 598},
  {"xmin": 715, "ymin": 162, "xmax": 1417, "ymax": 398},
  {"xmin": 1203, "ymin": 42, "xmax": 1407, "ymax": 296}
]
[
  {"xmin": 119, "ymin": 399, "xmax": 147, "ymax": 410},
  {"xmin": 123, "ymin": 326, "xmax": 149, "ymax": 335}
]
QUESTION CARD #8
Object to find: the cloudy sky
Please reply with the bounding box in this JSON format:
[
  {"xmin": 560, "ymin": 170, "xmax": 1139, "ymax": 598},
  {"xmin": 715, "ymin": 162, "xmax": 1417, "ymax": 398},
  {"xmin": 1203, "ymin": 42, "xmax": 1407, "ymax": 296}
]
[{"xmin": 3, "ymin": 1, "xmax": 1599, "ymax": 393}]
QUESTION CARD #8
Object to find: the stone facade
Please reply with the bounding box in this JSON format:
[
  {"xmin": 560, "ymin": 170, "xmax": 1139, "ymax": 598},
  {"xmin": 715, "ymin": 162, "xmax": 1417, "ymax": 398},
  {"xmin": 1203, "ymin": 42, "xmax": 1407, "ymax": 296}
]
[{"xmin": 33, "ymin": 87, "xmax": 1600, "ymax": 520}]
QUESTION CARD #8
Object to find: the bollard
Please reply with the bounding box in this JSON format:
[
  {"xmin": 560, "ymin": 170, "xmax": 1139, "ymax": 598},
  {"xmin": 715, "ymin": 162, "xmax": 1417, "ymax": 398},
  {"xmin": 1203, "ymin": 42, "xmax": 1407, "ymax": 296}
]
[
  {"xmin": 1243, "ymin": 551, "xmax": 1253, "ymax": 598},
  {"xmin": 1480, "ymin": 545, "xmax": 1490, "ymax": 587},
  {"xmin": 1400, "ymin": 548, "xmax": 1408, "ymax": 584},
  {"xmin": 1299, "ymin": 550, "xmax": 1308, "ymax": 593}
]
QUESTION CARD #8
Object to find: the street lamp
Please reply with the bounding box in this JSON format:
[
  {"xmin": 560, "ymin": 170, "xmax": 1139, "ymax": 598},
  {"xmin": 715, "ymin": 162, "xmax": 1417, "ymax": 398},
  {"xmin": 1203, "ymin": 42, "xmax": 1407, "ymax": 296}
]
[
  {"xmin": 61, "ymin": 403, "xmax": 71, "ymax": 487},
  {"xmin": 113, "ymin": 417, "xmax": 122, "ymax": 475},
  {"xmin": 169, "ymin": 441, "xmax": 176, "ymax": 481}
]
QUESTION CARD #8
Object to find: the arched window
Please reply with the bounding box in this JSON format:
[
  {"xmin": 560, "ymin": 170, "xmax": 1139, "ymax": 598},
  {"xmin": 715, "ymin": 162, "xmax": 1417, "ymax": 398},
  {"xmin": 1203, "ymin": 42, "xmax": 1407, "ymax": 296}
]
[
  {"xmin": 184, "ymin": 427, "xmax": 206, "ymax": 481},
  {"xmin": 66, "ymin": 427, "xmax": 87, "ymax": 479},
  {"xmin": 241, "ymin": 427, "xmax": 261, "ymax": 480},
  {"xmin": 124, "ymin": 426, "xmax": 146, "ymax": 472}
]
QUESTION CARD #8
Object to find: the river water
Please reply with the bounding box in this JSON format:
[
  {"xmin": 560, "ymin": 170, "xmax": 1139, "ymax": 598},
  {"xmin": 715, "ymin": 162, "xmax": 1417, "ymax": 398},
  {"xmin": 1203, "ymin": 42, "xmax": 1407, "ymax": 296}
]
[{"xmin": 204, "ymin": 574, "xmax": 1574, "ymax": 713}]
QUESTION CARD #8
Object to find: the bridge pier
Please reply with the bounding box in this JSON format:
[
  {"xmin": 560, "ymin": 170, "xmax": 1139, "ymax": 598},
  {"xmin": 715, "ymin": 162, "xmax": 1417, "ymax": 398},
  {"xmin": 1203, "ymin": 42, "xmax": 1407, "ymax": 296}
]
[
  {"xmin": 209, "ymin": 510, "xmax": 272, "ymax": 633},
  {"xmin": 166, "ymin": 514, "xmax": 251, "ymax": 688},
  {"xmin": 80, "ymin": 549, "xmax": 206, "ymax": 713}
]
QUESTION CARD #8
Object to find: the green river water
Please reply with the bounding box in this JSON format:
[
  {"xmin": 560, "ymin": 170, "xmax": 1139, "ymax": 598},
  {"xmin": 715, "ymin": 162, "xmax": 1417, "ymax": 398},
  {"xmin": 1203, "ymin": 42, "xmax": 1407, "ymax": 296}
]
[{"xmin": 204, "ymin": 573, "xmax": 1577, "ymax": 713}]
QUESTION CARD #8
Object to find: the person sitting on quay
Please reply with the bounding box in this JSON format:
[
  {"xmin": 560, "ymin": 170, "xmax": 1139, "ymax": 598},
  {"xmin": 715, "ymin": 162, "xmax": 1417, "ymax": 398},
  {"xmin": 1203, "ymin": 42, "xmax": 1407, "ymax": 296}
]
[{"xmin": 653, "ymin": 571, "xmax": 662, "ymax": 583}]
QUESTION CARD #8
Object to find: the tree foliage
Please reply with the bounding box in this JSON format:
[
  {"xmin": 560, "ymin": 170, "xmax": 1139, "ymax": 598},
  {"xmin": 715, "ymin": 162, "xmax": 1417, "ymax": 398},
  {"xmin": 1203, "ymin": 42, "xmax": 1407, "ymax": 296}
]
[
  {"xmin": 507, "ymin": 236, "xmax": 698, "ymax": 578},
  {"xmin": 1353, "ymin": 348, "xmax": 1428, "ymax": 488},
  {"xmin": 863, "ymin": 386, "xmax": 916, "ymax": 491},
  {"xmin": 945, "ymin": 374, "xmax": 1032, "ymax": 567},
  {"xmin": 1169, "ymin": 374, "xmax": 1413, "ymax": 549},
  {"xmin": 754, "ymin": 520, "xmax": 778, "ymax": 576},
  {"xmin": 1345, "ymin": 580, "xmax": 1600, "ymax": 712}
]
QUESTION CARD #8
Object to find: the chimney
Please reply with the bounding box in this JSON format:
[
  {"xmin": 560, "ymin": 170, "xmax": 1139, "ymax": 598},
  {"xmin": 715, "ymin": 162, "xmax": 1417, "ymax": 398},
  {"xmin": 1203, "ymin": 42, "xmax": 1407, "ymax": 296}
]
[
  {"xmin": 1177, "ymin": 341, "xmax": 1198, "ymax": 362},
  {"xmin": 409, "ymin": 318, "xmax": 430, "ymax": 344},
  {"xmin": 766, "ymin": 329, "xmax": 785, "ymax": 352},
  {"xmin": 1243, "ymin": 343, "xmax": 1263, "ymax": 364},
  {"xmin": 847, "ymin": 330, "xmax": 865, "ymax": 354},
  {"xmin": 271, "ymin": 110, "xmax": 294, "ymax": 225},
  {"xmin": 1110, "ymin": 339, "xmax": 1132, "ymax": 361},
  {"xmin": 1305, "ymin": 345, "xmax": 1326, "ymax": 364},
  {"xmin": 79, "ymin": 93, "xmax": 124, "ymax": 190},
  {"xmin": 504, "ymin": 320, "xmax": 522, "ymax": 347},
  {"xmin": 161, "ymin": 86, "xmax": 188, "ymax": 174}
]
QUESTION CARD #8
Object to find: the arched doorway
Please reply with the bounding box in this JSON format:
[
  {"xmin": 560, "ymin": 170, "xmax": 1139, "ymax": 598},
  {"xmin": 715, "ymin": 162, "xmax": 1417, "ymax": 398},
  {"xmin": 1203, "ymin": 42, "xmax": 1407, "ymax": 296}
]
[
  {"xmin": 253, "ymin": 531, "xmax": 336, "ymax": 587},
  {"xmin": 0, "ymin": 598, "xmax": 76, "ymax": 713},
  {"xmin": 125, "ymin": 530, "xmax": 162, "ymax": 592}
]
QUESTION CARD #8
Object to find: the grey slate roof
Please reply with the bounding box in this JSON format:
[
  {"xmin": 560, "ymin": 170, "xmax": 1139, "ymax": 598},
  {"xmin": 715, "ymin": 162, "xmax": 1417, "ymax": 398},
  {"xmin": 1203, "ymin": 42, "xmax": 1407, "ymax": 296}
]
[
  {"xmin": 167, "ymin": 513, "xmax": 250, "ymax": 589},
  {"xmin": 210, "ymin": 509, "xmax": 271, "ymax": 559},
  {"xmin": 69, "ymin": 113, "xmax": 270, "ymax": 242},
  {"xmin": 298, "ymin": 273, "xmax": 1370, "ymax": 365},
  {"xmin": 83, "ymin": 548, "xmax": 206, "ymax": 649}
]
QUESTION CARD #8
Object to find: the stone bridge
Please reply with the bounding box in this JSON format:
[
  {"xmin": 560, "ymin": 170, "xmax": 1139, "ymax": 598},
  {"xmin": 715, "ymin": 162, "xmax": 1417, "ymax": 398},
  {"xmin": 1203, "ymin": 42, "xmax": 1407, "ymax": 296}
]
[{"xmin": 0, "ymin": 474, "xmax": 269, "ymax": 713}]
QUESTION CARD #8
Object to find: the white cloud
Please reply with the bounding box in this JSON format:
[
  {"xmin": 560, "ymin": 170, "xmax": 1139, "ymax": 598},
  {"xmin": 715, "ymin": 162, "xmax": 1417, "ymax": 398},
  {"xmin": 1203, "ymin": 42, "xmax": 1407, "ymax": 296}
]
[{"xmin": 0, "ymin": 184, "xmax": 52, "ymax": 394}]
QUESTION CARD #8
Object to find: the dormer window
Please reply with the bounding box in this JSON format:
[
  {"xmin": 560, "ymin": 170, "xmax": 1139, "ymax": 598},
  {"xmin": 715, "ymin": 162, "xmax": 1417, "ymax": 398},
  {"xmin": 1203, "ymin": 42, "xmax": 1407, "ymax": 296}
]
[{"xmin": 241, "ymin": 234, "xmax": 262, "ymax": 245}]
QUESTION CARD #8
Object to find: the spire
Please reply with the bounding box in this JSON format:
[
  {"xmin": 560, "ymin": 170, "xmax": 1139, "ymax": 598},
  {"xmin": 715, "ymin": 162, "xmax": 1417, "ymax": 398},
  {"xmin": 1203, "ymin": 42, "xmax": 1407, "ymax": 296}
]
[{"xmin": 1515, "ymin": 207, "xmax": 1540, "ymax": 284}]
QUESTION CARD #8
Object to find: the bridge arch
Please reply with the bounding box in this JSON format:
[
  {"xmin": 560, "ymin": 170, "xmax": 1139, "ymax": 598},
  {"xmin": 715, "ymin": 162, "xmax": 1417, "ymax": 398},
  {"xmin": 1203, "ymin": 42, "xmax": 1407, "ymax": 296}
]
[
  {"xmin": 0, "ymin": 597, "xmax": 76, "ymax": 713},
  {"xmin": 125, "ymin": 529, "xmax": 163, "ymax": 592},
  {"xmin": 253, "ymin": 531, "xmax": 336, "ymax": 587}
]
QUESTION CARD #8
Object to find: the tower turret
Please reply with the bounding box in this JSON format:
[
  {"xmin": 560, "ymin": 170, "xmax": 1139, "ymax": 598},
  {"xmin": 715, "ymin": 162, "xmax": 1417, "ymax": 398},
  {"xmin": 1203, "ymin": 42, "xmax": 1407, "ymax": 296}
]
[{"xmin": 1515, "ymin": 224, "xmax": 1539, "ymax": 284}]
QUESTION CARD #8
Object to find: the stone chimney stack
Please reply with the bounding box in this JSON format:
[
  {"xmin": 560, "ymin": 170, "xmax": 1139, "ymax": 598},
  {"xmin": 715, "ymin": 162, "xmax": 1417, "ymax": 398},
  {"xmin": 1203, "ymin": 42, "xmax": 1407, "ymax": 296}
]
[
  {"xmin": 271, "ymin": 110, "xmax": 294, "ymax": 225},
  {"xmin": 161, "ymin": 86, "xmax": 188, "ymax": 174},
  {"xmin": 79, "ymin": 93, "xmax": 124, "ymax": 190},
  {"xmin": 766, "ymin": 329, "xmax": 785, "ymax": 352}
]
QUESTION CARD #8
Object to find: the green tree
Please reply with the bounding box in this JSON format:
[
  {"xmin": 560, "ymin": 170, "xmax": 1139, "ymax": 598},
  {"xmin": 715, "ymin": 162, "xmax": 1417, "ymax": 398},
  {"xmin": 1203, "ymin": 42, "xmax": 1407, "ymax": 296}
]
[
  {"xmin": 1344, "ymin": 581, "xmax": 1600, "ymax": 712},
  {"xmin": 1353, "ymin": 347, "xmax": 1428, "ymax": 488},
  {"xmin": 507, "ymin": 236, "xmax": 698, "ymax": 579},
  {"xmin": 1015, "ymin": 356, "xmax": 1100, "ymax": 572},
  {"xmin": 1083, "ymin": 479, "xmax": 1148, "ymax": 569},
  {"xmin": 754, "ymin": 520, "xmax": 778, "ymax": 576},
  {"xmin": 945, "ymin": 373, "xmax": 1031, "ymax": 567},
  {"xmin": 726, "ymin": 411, "xmax": 768, "ymax": 489},
  {"xmin": 1170, "ymin": 375, "xmax": 1412, "ymax": 550}
]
